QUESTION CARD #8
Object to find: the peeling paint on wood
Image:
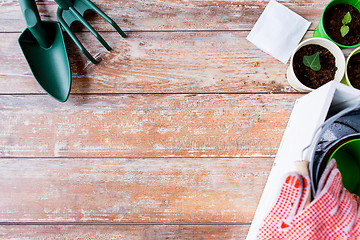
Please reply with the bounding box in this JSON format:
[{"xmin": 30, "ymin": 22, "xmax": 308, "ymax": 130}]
[
  {"xmin": 0, "ymin": 158, "xmax": 272, "ymax": 223},
  {"xmin": 3, "ymin": 31, "xmax": 294, "ymax": 94},
  {"xmin": 0, "ymin": 0, "xmax": 327, "ymax": 32},
  {"xmin": 0, "ymin": 0, "xmax": 315, "ymax": 237},
  {"xmin": 0, "ymin": 94, "xmax": 298, "ymax": 158},
  {"xmin": 0, "ymin": 225, "xmax": 250, "ymax": 239}
]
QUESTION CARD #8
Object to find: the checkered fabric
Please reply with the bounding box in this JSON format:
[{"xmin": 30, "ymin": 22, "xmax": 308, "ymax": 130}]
[
  {"xmin": 257, "ymin": 172, "xmax": 304, "ymax": 239},
  {"xmin": 257, "ymin": 159, "xmax": 359, "ymax": 240},
  {"xmin": 296, "ymin": 172, "xmax": 310, "ymax": 216},
  {"xmin": 349, "ymin": 195, "xmax": 360, "ymax": 238},
  {"xmin": 287, "ymin": 167, "xmax": 357, "ymax": 239}
]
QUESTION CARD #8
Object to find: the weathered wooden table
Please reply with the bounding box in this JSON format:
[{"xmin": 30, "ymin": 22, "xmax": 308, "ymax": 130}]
[{"xmin": 0, "ymin": 0, "xmax": 336, "ymax": 239}]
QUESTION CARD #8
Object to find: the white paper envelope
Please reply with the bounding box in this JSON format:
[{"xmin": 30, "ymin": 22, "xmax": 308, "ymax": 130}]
[{"xmin": 247, "ymin": 0, "xmax": 311, "ymax": 64}]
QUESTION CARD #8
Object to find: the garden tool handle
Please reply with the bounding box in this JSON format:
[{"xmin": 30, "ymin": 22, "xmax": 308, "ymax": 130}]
[
  {"xmin": 19, "ymin": 0, "xmax": 51, "ymax": 48},
  {"xmin": 295, "ymin": 160, "xmax": 311, "ymax": 207},
  {"xmin": 54, "ymin": 0, "xmax": 74, "ymax": 10}
]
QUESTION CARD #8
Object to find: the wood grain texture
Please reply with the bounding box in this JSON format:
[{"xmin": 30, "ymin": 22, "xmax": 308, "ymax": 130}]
[
  {"xmin": 0, "ymin": 94, "xmax": 299, "ymax": 158},
  {"xmin": 0, "ymin": 158, "xmax": 272, "ymax": 223},
  {"xmin": 1, "ymin": 0, "xmax": 326, "ymax": 32},
  {"xmin": 0, "ymin": 224, "xmax": 250, "ymax": 239},
  {"xmin": 2, "ymin": 31, "xmax": 295, "ymax": 94},
  {"xmin": 0, "ymin": 0, "xmax": 321, "ymax": 237}
]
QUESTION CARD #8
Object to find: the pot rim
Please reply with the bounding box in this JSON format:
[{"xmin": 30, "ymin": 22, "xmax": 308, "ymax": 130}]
[
  {"xmin": 306, "ymin": 101, "xmax": 360, "ymax": 196},
  {"xmin": 343, "ymin": 46, "xmax": 360, "ymax": 87},
  {"xmin": 287, "ymin": 37, "xmax": 346, "ymax": 92},
  {"xmin": 316, "ymin": 0, "xmax": 360, "ymax": 49},
  {"xmin": 313, "ymin": 133, "xmax": 360, "ymax": 194}
]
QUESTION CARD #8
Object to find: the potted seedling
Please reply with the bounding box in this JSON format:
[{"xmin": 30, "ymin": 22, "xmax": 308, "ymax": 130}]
[
  {"xmin": 287, "ymin": 38, "xmax": 345, "ymax": 91},
  {"xmin": 342, "ymin": 47, "xmax": 360, "ymax": 89},
  {"xmin": 314, "ymin": 0, "xmax": 360, "ymax": 48}
]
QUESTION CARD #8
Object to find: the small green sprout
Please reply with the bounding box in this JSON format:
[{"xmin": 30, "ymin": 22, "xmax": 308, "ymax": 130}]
[
  {"xmin": 303, "ymin": 52, "xmax": 321, "ymax": 71},
  {"xmin": 341, "ymin": 12, "xmax": 351, "ymax": 37}
]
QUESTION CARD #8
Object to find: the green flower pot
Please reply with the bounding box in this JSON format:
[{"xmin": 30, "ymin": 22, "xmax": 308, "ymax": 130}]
[
  {"xmin": 314, "ymin": 0, "xmax": 360, "ymax": 48},
  {"xmin": 327, "ymin": 138, "xmax": 360, "ymax": 196},
  {"xmin": 342, "ymin": 46, "xmax": 360, "ymax": 88}
]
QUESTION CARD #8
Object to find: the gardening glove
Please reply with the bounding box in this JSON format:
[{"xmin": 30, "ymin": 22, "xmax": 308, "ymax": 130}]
[
  {"xmin": 257, "ymin": 171, "xmax": 310, "ymax": 239},
  {"xmin": 257, "ymin": 159, "xmax": 358, "ymax": 240},
  {"xmin": 348, "ymin": 193, "xmax": 360, "ymax": 238},
  {"xmin": 287, "ymin": 159, "xmax": 358, "ymax": 239}
]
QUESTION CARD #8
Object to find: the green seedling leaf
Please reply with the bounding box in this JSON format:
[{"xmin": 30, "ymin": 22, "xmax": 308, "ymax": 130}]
[
  {"xmin": 303, "ymin": 52, "xmax": 321, "ymax": 71},
  {"xmin": 341, "ymin": 12, "xmax": 351, "ymax": 37},
  {"xmin": 341, "ymin": 25, "xmax": 350, "ymax": 37},
  {"xmin": 342, "ymin": 12, "xmax": 352, "ymax": 25}
]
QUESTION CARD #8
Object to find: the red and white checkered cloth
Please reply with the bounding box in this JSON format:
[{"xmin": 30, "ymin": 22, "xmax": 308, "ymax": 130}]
[{"xmin": 258, "ymin": 159, "xmax": 359, "ymax": 240}]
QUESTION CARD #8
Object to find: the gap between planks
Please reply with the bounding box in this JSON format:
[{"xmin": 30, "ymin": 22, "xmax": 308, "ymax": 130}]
[{"xmin": 0, "ymin": 222, "xmax": 250, "ymax": 226}]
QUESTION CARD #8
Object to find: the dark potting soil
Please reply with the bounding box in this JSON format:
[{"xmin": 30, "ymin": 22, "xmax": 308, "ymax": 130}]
[
  {"xmin": 348, "ymin": 53, "xmax": 360, "ymax": 89},
  {"xmin": 293, "ymin": 44, "xmax": 337, "ymax": 89},
  {"xmin": 323, "ymin": 4, "xmax": 360, "ymax": 46}
]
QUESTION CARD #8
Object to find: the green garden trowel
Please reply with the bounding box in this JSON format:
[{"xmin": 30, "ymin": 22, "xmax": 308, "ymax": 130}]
[{"xmin": 18, "ymin": 0, "xmax": 72, "ymax": 102}]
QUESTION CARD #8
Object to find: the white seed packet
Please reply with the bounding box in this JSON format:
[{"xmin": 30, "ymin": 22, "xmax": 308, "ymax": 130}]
[{"xmin": 246, "ymin": 0, "xmax": 311, "ymax": 64}]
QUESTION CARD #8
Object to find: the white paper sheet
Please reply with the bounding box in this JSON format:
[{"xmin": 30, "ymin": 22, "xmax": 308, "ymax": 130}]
[{"xmin": 246, "ymin": 0, "xmax": 311, "ymax": 64}]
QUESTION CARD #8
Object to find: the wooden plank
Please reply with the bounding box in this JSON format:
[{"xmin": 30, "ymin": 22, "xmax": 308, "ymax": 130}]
[
  {"xmin": 0, "ymin": 157, "xmax": 272, "ymax": 223},
  {"xmin": 2, "ymin": 31, "xmax": 296, "ymax": 94},
  {"xmin": 0, "ymin": 94, "xmax": 299, "ymax": 158},
  {"xmin": 1, "ymin": 0, "xmax": 326, "ymax": 32},
  {"xmin": 0, "ymin": 224, "xmax": 250, "ymax": 239}
]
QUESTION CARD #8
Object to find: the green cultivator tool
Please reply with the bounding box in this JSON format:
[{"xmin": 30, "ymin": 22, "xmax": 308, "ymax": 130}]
[{"xmin": 55, "ymin": 0, "xmax": 127, "ymax": 64}]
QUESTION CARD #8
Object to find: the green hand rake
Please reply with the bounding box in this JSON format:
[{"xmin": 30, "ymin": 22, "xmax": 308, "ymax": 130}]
[{"xmin": 55, "ymin": 0, "xmax": 127, "ymax": 64}]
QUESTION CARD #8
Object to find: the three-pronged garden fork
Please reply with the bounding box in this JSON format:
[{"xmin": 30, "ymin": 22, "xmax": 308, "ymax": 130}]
[{"xmin": 55, "ymin": 0, "xmax": 127, "ymax": 64}]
